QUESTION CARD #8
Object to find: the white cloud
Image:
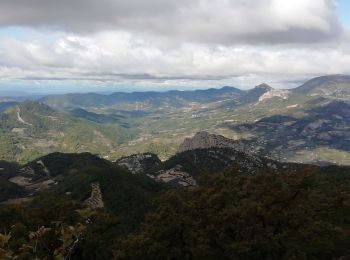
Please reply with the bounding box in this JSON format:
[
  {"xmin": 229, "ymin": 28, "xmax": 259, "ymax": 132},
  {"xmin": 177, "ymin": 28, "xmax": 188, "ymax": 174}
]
[
  {"xmin": 0, "ymin": 30, "xmax": 349, "ymax": 90},
  {"xmin": 0, "ymin": 0, "xmax": 348, "ymax": 91}
]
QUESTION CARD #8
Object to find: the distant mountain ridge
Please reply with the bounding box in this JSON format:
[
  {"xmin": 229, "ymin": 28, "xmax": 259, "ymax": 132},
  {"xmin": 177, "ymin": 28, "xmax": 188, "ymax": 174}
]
[
  {"xmin": 292, "ymin": 74, "xmax": 350, "ymax": 99},
  {"xmin": 1, "ymin": 74, "xmax": 350, "ymax": 164},
  {"xmin": 41, "ymin": 86, "xmax": 245, "ymax": 110},
  {"xmin": 0, "ymin": 101, "xmax": 18, "ymax": 112},
  {"xmin": 228, "ymin": 100, "xmax": 350, "ymax": 165},
  {"xmin": 0, "ymin": 101, "xmax": 137, "ymax": 162},
  {"xmin": 39, "ymin": 74, "xmax": 350, "ymax": 113}
]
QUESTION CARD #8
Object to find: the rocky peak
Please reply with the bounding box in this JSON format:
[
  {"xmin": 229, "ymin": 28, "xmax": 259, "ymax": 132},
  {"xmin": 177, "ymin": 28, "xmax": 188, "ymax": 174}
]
[
  {"xmin": 83, "ymin": 182, "xmax": 104, "ymax": 209},
  {"xmin": 177, "ymin": 131, "xmax": 243, "ymax": 153},
  {"xmin": 115, "ymin": 153, "xmax": 161, "ymax": 174},
  {"xmin": 241, "ymin": 83, "xmax": 274, "ymax": 104},
  {"xmin": 254, "ymin": 83, "xmax": 273, "ymax": 91}
]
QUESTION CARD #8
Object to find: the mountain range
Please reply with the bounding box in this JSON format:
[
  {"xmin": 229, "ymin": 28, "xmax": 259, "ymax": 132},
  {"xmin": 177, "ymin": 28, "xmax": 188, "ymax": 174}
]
[
  {"xmin": 0, "ymin": 74, "xmax": 349, "ymax": 165},
  {"xmin": 293, "ymin": 74, "xmax": 350, "ymax": 98},
  {"xmin": 1, "ymin": 74, "xmax": 350, "ymax": 258}
]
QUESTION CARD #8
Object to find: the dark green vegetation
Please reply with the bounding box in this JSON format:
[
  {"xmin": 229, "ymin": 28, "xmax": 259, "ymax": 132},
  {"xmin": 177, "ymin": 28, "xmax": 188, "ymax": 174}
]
[
  {"xmin": 117, "ymin": 168, "xmax": 350, "ymax": 260},
  {"xmin": 0, "ymin": 150, "xmax": 349, "ymax": 259},
  {"xmin": 149, "ymin": 147, "xmax": 298, "ymax": 177},
  {"xmin": 0, "ymin": 161, "xmax": 25, "ymax": 202},
  {"xmin": 0, "ymin": 152, "xmax": 166, "ymax": 259},
  {"xmin": 50, "ymin": 158, "xmax": 165, "ymax": 229},
  {"xmin": 0, "ymin": 175, "xmax": 27, "ymax": 203},
  {"xmin": 116, "ymin": 153, "xmax": 161, "ymax": 174},
  {"xmin": 70, "ymin": 108, "xmax": 128, "ymax": 124}
]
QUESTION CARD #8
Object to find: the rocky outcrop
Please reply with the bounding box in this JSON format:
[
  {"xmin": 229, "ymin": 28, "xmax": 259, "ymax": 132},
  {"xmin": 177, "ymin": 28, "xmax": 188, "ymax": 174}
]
[
  {"xmin": 242, "ymin": 83, "xmax": 273, "ymax": 104},
  {"xmin": 17, "ymin": 107, "xmax": 33, "ymax": 126},
  {"xmin": 115, "ymin": 153, "xmax": 161, "ymax": 174},
  {"xmin": 258, "ymin": 89, "xmax": 289, "ymax": 102},
  {"xmin": 177, "ymin": 131, "xmax": 243, "ymax": 153},
  {"xmin": 36, "ymin": 160, "xmax": 50, "ymax": 175},
  {"xmin": 149, "ymin": 165, "xmax": 197, "ymax": 188},
  {"xmin": 84, "ymin": 182, "xmax": 104, "ymax": 209}
]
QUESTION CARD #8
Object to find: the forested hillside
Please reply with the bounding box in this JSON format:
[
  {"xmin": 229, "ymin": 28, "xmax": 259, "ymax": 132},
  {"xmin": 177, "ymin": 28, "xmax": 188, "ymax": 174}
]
[{"xmin": 0, "ymin": 150, "xmax": 349, "ymax": 259}]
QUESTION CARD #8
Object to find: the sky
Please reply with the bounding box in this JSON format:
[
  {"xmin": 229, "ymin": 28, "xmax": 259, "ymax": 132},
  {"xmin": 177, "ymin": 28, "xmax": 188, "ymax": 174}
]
[{"xmin": 0, "ymin": 0, "xmax": 349, "ymax": 94}]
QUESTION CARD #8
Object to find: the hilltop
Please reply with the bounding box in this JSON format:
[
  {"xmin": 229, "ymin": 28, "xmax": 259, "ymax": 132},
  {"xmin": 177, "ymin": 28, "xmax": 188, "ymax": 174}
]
[{"xmin": 292, "ymin": 74, "xmax": 350, "ymax": 99}]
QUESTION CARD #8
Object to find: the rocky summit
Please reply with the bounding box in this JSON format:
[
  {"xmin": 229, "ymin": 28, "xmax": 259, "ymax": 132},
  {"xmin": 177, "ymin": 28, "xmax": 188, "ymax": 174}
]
[{"xmin": 177, "ymin": 131, "xmax": 244, "ymax": 153}]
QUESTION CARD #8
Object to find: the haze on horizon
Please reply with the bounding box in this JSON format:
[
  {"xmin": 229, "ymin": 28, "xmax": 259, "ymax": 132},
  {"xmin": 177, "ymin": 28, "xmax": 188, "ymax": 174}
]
[{"xmin": 0, "ymin": 0, "xmax": 349, "ymax": 95}]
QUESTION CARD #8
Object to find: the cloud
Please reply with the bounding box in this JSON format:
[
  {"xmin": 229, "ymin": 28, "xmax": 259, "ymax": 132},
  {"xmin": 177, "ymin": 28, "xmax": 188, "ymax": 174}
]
[
  {"xmin": 1, "ymin": 30, "xmax": 350, "ymax": 90},
  {"xmin": 0, "ymin": 0, "xmax": 348, "ymax": 92},
  {"xmin": 0, "ymin": 0, "xmax": 342, "ymax": 44}
]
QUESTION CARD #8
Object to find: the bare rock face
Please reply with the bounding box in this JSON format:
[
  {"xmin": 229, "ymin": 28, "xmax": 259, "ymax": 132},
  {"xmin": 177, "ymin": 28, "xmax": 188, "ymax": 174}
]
[
  {"xmin": 115, "ymin": 153, "xmax": 161, "ymax": 174},
  {"xmin": 9, "ymin": 165, "xmax": 56, "ymax": 193},
  {"xmin": 258, "ymin": 89, "xmax": 289, "ymax": 102},
  {"xmin": 149, "ymin": 165, "xmax": 197, "ymax": 188},
  {"xmin": 84, "ymin": 182, "xmax": 104, "ymax": 209},
  {"xmin": 177, "ymin": 131, "xmax": 243, "ymax": 153}
]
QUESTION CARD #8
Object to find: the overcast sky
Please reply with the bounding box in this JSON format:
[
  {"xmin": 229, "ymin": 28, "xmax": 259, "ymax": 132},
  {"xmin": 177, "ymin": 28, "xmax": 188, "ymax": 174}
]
[{"xmin": 0, "ymin": 0, "xmax": 349, "ymax": 94}]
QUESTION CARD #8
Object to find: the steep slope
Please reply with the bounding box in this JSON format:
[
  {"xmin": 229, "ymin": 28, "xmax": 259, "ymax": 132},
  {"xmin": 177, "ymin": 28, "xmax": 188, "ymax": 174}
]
[
  {"xmin": 70, "ymin": 108, "xmax": 126, "ymax": 123},
  {"xmin": 0, "ymin": 101, "xmax": 138, "ymax": 162},
  {"xmin": 241, "ymin": 83, "xmax": 273, "ymax": 103},
  {"xmin": 2, "ymin": 153, "xmax": 113, "ymax": 201},
  {"xmin": 147, "ymin": 147, "xmax": 313, "ymax": 187},
  {"xmin": 50, "ymin": 156, "xmax": 165, "ymax": 227},
  {"xmin": 0, "ymin": 160, "xmax": 28, "ymax": 202},
  {"xmin": 1, "ymin": 152, "xmax": 166, "ymax": 224},
  {"xmin": 229, "ymin": 100, "xmax": 350, "ymax": 165},
  {"xmin": 0, "ymin": 101, "xmax": 18, "ymax": 112},
  {"xmin": 118, "ymin": 166, "xmax": 350, "ymax": 260},
  {"xmin": 1, "ymin": 151, "xmax": 349, "ymax": 259},
  {"xmin": 292, "ymin": 74, "xmax": 350, "ymax": 99},
  {"xmin": 258, "ymin": 89, "xmax": 289, "ymax": 102},
  {"xmin": 115, "ymin": 153, "xmax": 161, "ymax": 174},
  {"xmin": 0, "ymin": 152, "xmax": 167, "ymax": 259},
  {"xmin": 177, "ymin": 131, "xmax": 244, "ymax": 153}
]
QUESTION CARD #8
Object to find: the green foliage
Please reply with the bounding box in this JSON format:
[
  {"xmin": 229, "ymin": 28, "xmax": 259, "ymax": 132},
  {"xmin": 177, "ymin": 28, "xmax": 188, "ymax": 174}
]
[
  {"xmin": 0, "ymin": 167, "xmax": 166, "ymax": 259},
  {"xmin": 0, "ymin": 194, "xmax": 122, "ymax": 259},
  {"xmin": 0, "ymin": 135, "xmax": 18, "ymax": 162},
  {"xmin": 0, "ymin": 102, "xmax": 139, "ymax": 163},
  {"xmin": 0, "ymin": 150, "xmax": 349, "ymax": 259},
  {"xmin": 116, "ymin": 169, "xmax": 350, "ymax": 259},
  {"xmin": 25, "ymin": 152, "xmax": 113, "ymax": 177},
  {"xmin": 52, "ymin": 165, "xmax": 166, "ymax": 231},
  {"xmin": 0, "ymin": 177, "xmax": 26, "ymax": 202}
]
